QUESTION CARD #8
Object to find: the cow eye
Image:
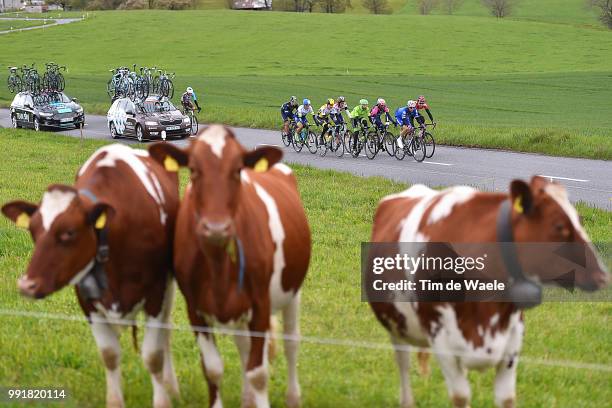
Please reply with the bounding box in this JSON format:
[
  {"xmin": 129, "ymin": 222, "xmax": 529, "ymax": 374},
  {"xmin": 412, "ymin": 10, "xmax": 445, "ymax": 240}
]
[{"xmin": 59, "ymin": 230, "xmax": 77, "ymax": 243}]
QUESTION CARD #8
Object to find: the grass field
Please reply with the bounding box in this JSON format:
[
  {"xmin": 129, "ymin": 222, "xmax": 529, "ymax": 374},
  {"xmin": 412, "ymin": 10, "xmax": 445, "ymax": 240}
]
[
  {"xmin": 0, "ymin": 9, "xmax": 610, "ymax": 159},
  {"xmin": 0, "ymin": 128, "xmax": 610, "ymax": 407},
  {"xmin": 0, "ymin": 19, "xmax": 52, "ymax": 30}
]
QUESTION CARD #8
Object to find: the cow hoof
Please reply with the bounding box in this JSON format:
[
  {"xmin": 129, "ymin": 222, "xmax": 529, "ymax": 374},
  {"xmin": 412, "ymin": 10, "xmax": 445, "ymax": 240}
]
[
  {"xmin": 501, "ymin": 398, "xmax": 515, "ymax": 408},
  {"xmin": 286, "ymin": 390, "xmax": 301, "ymax": 408},
  {"xmin": 106, "ymin": 396, "xmax": 125, "ymax": 408},
  {"xmin": 451, "ymin": 394, "xmax": 470, "ymax": 408},
  {"xmin": 400, "ymin": 399, "xmax": 415, "ymax": 408},
  {"xmin": 241, "ymin": 390, "xmax": 255, "ymax": 408},
  {"xmin": 164, "ymin": 377, "xmax": 180, "ymax": 397},
  {"xmin": 154, "ymin": 397, "xmax": 172, "ymax": 408}
]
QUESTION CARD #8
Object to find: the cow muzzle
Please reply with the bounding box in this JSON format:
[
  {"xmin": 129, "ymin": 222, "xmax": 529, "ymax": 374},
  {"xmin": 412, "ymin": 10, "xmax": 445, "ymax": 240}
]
[
  {"xmin": 197, "ymin": 218, "xmax": 234, "ymax": 246},
  {"xmin": 18, "ymin": 276, "xmax": 44, "ymax": 299}
]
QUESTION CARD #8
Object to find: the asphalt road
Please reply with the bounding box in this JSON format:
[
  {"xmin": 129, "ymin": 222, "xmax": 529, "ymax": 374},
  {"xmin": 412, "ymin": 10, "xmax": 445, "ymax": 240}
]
[
  {"xmin": 0, "ymin": 17, "xmax": 82, "ymax": 35},
  {"xmin": 1, "ymin": 109, "xmax": 610, "ymax": 210}
]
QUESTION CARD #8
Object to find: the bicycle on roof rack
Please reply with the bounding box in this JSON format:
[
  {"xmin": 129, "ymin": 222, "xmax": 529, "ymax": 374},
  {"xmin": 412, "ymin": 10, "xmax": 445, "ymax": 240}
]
[{"xmin": 7, "ymin": 66, "xmax": 22, "ymax": 94}]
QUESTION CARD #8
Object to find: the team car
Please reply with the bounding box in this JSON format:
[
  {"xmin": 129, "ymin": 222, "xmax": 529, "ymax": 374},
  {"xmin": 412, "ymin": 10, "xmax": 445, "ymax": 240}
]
[
  {"xmin": 106, "ymin": 96, "xmax": 191, "ymax": 141},
  {"xmin": 10, "ymin": 91, "xmax": 85, "ymax": 131}
]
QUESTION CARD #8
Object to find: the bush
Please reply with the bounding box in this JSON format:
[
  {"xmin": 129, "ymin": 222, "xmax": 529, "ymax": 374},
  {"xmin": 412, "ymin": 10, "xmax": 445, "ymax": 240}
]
[
  {"xmin": 154, "ymin": 0, "xmax": 193, "ymax": 9},
  {"xmin": 588, "ymin": 0, "xmax": 612, "ymax": 29},
  {"xmin": 118, "ymin": 0, "xmax": 147, "ymax": 8}
]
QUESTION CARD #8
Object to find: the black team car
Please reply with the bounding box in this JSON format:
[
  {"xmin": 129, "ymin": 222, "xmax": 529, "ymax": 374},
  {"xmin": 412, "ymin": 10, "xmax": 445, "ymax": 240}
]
[
  {"xmin": 106, "ymin": 96, "xmax": 191, "ymax": 142},
  {"xmin": 10, "ymin": 91, "xmax": 85, "ymax": 131}
]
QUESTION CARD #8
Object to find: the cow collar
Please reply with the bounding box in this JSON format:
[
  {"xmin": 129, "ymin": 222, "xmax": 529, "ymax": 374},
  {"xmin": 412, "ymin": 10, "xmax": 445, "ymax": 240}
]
[
  {"xmin": 496, "ymin": 199, "xmax": 542, "ymax": 309},
  {"xmin": 76, "ymin": 189, "xmax": 110, "ymax": 301}
]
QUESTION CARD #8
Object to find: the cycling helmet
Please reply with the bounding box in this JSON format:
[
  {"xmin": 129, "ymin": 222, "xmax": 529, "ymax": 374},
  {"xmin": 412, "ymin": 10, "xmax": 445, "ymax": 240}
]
[
  {"xmin": 337, "ymin": 96, "xmax": 345, "ymax": 103},
  {"xmin": 407, "ymin": 100, "xmax": 417, "ymax": 108},
  {"xmin": 303, "ymin": 98, "xmax": 311, "ymax": 105},
  {"xmin": 417, "ymin": 95, "xmax": 426, "ymax": 103},
  {"xmin": 377, "ymin": 98, "xmax": 386, "ymax": 106},
  {"xmin": 186, "ymin": 87, "xmax": 194, "ymax": 94},
  {"xmin": 359, "ymin": 99, "xmax": 369, "ymax": 105},
  {"xmin": 327, "ymin": 98, "xmax": 335, "ymax": 106},
  {"xmin": 289, "ymin": 96, "xmax": 297, "ymax": 104}
]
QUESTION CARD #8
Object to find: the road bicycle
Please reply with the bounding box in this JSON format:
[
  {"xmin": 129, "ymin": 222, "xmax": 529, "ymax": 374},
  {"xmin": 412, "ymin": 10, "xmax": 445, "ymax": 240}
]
[
  {"xmin": 315, "ymin": 121, "xmax": 345, "ymax": 157},
  {"xmin": 156, "ymin": 70, "xmax": 174, "ymax": 98},
  {"xmin": 419, "ymin": 122, "xmax": 436, "ymax": 158},
  {"xmin": 281, "ymin": 118, "xmax": 296, "ymax": 147},
  {"xmin": 42, "ymin": 62, "xmax": 66, "ymax": 92},
  {"xmin": 107, "ymin": 67, "xmax": 129, "ymax": 99},
  {"xmin": 364, "ymin": 122, "xmax": 395, "ymax": 160},
  {"xmin": 7, "ymin": 66, "xmax": 22, "ymax": 93},
  {"xmin": 395, "ymin": 126, "xmax": 426, "ymax": 162},
  {"xmin": 291, "ymin": 122, "xmax": 318, "ymax": 154},
  {"xmin": 20, "ymin": 63, "xmax": 40, "ymax": 94},
  {"xmin": 183, "ymin": 105, "xmax": 199, "ymax": 136},
  {"xmin": 344, "ymin": 120, "xmax": 371, "ymax": 158}
]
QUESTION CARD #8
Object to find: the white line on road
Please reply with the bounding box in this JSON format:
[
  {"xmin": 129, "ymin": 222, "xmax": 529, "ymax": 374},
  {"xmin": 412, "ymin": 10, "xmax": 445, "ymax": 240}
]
[
  {"xmin": 257, "ymin": 143, "xmax": 280, "ymax": 147},
  {"xmin": 423, "ymin": 161, "xmax": 453, "ymax": 166},
  {"xmin": 538, "ymin": 175, "xmax": 589, "ymax": 183}
]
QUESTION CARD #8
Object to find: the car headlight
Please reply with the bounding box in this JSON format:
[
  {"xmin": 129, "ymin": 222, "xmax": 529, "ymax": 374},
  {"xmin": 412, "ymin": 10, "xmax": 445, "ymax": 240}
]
[
  {"xmin": 76, "ymin": 107, "xmax": 83, "ymax": 114},
  {"xmin": 145, "ymin": 121, "xmax": 158, "ymax": 127},
  {"xmin": 183, "ymin": 117, "xmax": 190, "ymax": 124},
  {"xmin": 39, "ymin": 112, "xmax": 53, "ymax": 117}
]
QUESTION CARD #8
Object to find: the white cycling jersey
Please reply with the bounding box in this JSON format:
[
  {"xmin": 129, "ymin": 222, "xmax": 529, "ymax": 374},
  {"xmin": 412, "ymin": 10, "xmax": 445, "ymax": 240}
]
[{"xmin": 297, "ymin": 104, "xmax": 314, "ymax": 117}]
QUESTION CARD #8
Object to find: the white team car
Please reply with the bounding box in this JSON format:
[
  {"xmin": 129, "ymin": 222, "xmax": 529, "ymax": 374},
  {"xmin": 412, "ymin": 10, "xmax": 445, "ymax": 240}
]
[{"xmin": 106, "ymin": 96, "xmax": 190, "ymax": 142}]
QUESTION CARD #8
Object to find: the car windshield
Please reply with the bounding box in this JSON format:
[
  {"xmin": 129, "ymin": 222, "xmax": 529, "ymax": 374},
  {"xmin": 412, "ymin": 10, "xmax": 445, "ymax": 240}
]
[
  {"xmin": 140, "ymin": 100, "xmax": 176, "ymax": 113},
  {"xmin": 33, "ymin": 92, "xmax": 71, "ymax": 107}
]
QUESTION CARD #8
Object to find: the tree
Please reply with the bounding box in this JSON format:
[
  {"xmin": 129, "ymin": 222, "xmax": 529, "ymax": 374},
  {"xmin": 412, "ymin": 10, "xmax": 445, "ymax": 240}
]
[
  {"xmin": 317, "ymin": 0, "xmax": 350, "ymax": 12},
  {"xmin": 442, "ymin": 0, "xmax": 463, "ymax": 14},
  {"xmin": 588, "ymin": 0, "xmax": 612, "ymax": 28},
  {"xmin": 482, "ymin": 0, "xmax": 514, "ymax": 18},
  {"xmin": 417, "ymin": 0, "xmax": 437, "ymax": 15},
  {"xmin": 363, "ymin": 0, "xmax": 390, "ymax": 14}
]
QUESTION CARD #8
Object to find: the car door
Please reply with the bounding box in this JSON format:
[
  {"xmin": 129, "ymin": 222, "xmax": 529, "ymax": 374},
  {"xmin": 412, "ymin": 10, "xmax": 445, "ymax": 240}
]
[
  {"xmin": 12, "ymin": 94, "xmax": 28, "ymax": 127},
  {"xmin": 22, "ymin": 94, "xmax": 35, "ymax": 128},
  {"xmin": 123, "ymin": 100, "xmax": 137, "ymax": 137}
]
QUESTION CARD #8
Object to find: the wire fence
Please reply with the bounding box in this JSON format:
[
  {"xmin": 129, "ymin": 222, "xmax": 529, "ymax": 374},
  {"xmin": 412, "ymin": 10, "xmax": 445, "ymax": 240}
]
[{"xmin": 1, "ymin": 308, "xmax": 610, "ymax": 373}]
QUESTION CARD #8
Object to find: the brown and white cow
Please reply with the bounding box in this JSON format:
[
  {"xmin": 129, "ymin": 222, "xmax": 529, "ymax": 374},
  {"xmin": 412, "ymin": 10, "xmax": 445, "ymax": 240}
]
[
  {"xmin": 2, "ymin": 144, "xmax": 181, "ymax": 408},
  {"xmin": 369, "ymin": 177, "xmax": 609, "ymax": 408},
  {"xmin": 149, "ymin": 125, "xmax": 311, "ymax": 408}
]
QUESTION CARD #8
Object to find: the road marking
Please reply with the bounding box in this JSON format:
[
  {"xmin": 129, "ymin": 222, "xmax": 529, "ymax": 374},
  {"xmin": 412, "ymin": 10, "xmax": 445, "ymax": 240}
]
[
  {"xmin": 423, "ymin": 161, "xmax": 453, "ymax": 166},
  {"xmin": 257, "ymin": 143, "xmax": 280, "ymax": 148},
  {"xmin": 538, "ymin": 175, "xmax": 589, "ymax": 183}
]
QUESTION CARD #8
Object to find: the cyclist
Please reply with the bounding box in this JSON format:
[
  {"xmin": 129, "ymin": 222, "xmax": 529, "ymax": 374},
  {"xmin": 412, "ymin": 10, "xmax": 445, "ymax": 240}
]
[
  {"xmin": 294, "ymin": 98, "xmax": 314, "ymax": 142},
  {"xmin": 280, "ymin": 96, "xmax": 299, "ymax": 136},
  {"xmin": 314, "ymin": 98, "xmax": 335, "ymax": 144},
  {"xmin": 415, "ymin": 95, "xmax": 435, "ymax": 124},
  {"xmin": 348, "ymin": 99, "xmax": 370, "ymax": 153},
  {"xmin": 369, "ymin": 98, "xmax": 394, "ymax": 130},
  {"xmin": 181, "ymin": 87, "xmax": 201, "ymax": 113},
  {"xmin": 394, "ymin": 100, "xmax": 424, "ymax": 149},
  {"xmin": 331, "ymin": 96, "xmax": 350, "ymax": 127}
]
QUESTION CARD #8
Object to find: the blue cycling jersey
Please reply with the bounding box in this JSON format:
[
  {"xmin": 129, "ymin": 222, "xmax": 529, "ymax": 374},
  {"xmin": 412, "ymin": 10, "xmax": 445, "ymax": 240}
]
[{"xmin": 395, "ymin": 106, "xmax": 421, "ymax": 127}]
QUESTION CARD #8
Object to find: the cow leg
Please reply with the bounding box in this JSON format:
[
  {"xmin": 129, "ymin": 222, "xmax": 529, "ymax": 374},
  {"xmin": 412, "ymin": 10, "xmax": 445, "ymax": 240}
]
[
  {"xmin": 435, "ymin": 353, "xmax": 471, "ymax": 408},
  {"xmin": 390, "ymin": 336, "xmax": 414, "ymax": 408},
  {"xmin": 142, "ymin": 313, "xmax": 172, "ymax": 408},
  {"xmin": 243, "ymin": 305, "xmax": 271, "ymax": 408},
  {"xmin": 161, "ymin": 280, "xmax": 180, "ymax": 397},
  {"xmin": 196, "ymin": 330, "xmax": 224, "ymax": 408},
  {"xmin": 90, "ymin": 315, "xmax": 124, "ymax": 408},
  {"xmin": 282, "ymin": 293, "xmax": 301, "ymax": 408},
  {"xmin": 234, "ymin": 329, "xmax": 254, "ymax": 406},
  {"xmin": 494, "ymin": 355, "xmax": 518, "ymax": 408}
]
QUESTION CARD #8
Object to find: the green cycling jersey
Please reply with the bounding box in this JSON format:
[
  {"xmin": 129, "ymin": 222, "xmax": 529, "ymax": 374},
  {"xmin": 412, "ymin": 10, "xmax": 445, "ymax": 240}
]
[{"xmin": 349, "ymin": 105, "xmax": 369, "ymax": 120}]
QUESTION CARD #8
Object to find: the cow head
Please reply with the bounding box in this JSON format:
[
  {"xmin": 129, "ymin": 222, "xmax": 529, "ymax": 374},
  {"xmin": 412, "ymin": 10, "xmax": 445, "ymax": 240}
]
[
  {"xmin": 2, "ymin": 185, "xmax": 114, "ymax": 299},
  {"xmin": 509, "ymin": 176, "xmax": 609, "ymax": 291},
  {"xmin": 149, "ymin": 125, "xmax": 282, "ymax": 251}
]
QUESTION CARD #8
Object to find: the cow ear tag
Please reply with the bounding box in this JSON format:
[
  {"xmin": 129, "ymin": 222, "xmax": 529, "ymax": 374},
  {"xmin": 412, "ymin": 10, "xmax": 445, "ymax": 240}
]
[
  {"xmin": 164, "ymin": 156, "xmax": 179, "ymax": 172},
  {"xmin": 513, "ymin": 197, "xmax": 524, "ymax": 214},
  {"xmin": 95, "ymin": 212, "xmax": 107, "ymax": 230},
  {"xmin": 226, "ymin": 240, "xmax": 237, "ymax": 264},
  {"xmin": 16, "ymin": 213, "xmax": 30, "ymax": 229},
  {"xmin": 254, "ymin": 158, "xmax": 269, "ymax": 173}
]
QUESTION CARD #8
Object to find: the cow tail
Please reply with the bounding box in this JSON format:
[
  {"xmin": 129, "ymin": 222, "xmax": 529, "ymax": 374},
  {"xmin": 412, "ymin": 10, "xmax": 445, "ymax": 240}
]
[
  {"xmin": 417, "ymin": 350, "xmax": 430, "ymax": 377},
  {"xmin": 268, "ymin": 315, "xmax": 278, "ymax": 363},
  {"xmin": 132, "ymin": 324, "xmax": 139, "ymax": 353}
]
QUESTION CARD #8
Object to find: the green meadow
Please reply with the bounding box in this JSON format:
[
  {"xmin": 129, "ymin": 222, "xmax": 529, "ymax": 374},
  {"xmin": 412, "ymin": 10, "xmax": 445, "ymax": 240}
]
[
  {"xmin": 0, "ymin": 19, "xmax": 50, "ymax": 30},
  {"xmin": 0, "ymin": 8, "xmax": 611, "ymax": 158},
  {"xmin": 0, "ymin": 129, "xmax": 611, "ymax": 407}
]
